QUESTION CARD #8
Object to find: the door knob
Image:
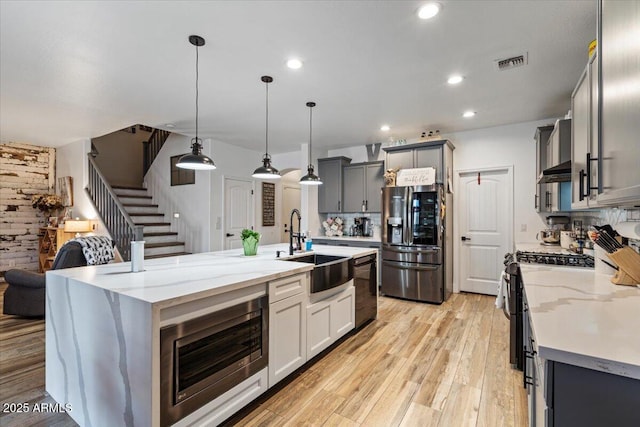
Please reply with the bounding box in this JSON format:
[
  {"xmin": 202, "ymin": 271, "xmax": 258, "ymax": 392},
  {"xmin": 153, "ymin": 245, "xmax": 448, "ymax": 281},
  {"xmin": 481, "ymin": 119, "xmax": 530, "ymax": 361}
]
[
  {"xmin": 226, "ymin": 233, "xmax": 234, "ymax": 237},
  {"xmin": 461, "ymin": 236, "xmax": 471, "ymax": 241}
]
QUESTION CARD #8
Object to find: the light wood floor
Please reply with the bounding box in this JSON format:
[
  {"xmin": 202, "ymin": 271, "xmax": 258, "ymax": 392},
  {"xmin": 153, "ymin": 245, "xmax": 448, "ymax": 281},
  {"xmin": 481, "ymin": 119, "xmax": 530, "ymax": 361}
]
[{"xmin": 0, "ymin": 281, "xmax": 526, "ymax": 427}]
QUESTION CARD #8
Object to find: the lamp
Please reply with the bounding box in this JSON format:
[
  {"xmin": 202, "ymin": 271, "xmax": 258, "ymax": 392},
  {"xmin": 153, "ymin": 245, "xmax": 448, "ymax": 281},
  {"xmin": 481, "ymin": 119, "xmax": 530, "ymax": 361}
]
[
  {"xmin": 299, "ymin": 102, "xmax": 322, "ymax": 185},
  {"xmin": 64, "ymin": 219, "xmax": 93, "ymax": 237},
  {"xmin": 252, "ymin": 76, "xmax": 280, "ymax": 179},
  {"xmin": 176, "ymin": 35, "xmax": 216, "ymax": 170}
]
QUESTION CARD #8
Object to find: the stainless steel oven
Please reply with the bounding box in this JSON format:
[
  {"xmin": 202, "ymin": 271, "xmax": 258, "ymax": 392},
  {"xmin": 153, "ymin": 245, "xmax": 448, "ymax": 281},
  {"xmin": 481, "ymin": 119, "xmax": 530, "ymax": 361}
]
[{"xmin": 160, "ymin": 296, "xmax": 268, "ymax": 426}]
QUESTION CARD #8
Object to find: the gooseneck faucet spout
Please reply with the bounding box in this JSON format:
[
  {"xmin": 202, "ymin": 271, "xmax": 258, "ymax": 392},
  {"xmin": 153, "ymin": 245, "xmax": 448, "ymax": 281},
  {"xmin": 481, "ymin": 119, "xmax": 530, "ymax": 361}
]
[{"xmin": 289, "ymin": 209, "xmax": 302, "ymax": 256}]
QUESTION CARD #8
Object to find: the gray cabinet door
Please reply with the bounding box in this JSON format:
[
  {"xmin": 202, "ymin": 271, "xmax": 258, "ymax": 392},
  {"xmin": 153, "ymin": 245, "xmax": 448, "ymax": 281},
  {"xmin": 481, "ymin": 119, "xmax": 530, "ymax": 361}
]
[
  {"xmin": 415, "ymin": 146, "xmax": 443, "ymax": 182},
  {"xmin": 386, "ymin": 149, "xmax": 413, "ymax": 170},
  {"xmin": 597, "ymin": 0, "xmax": 640, "ymax": 205},
  {"xmin": 571, "ymin": 65, "xmax": 590, "ymax": 209},
  {"xmin": 343, "ymin": 165, "xmax": 365, "ymax": 213},
  {"xmin": 535, "ymin": 126, "xmax": 554, "ymax": 212},
  {"xmin": 365, "ymin": 163, "xmax": 384, "ymax": 212},
  {"xmin": 318, "ymin": 159, "xmax": 344, "ymax": 213}
]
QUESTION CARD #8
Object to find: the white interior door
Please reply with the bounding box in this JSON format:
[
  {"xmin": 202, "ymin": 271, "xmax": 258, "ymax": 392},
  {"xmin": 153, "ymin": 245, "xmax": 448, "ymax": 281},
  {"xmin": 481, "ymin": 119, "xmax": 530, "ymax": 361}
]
[
  {"xmin": 458, "ymin": 167, "xmax": 512, "ymax": 295},
  {"xmin": 224, "ymin": 177, "xmax": 254, "ymax": 250},
  {"xmin": 281, "ymin": 185, "xmax": 301, "ymax": 242}
]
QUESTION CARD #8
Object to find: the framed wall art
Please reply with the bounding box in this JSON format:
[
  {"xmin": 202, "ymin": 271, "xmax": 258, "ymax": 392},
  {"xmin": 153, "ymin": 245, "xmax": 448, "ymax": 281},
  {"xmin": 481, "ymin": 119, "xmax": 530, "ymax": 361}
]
[
  {"xmin": 57, "ymin": 176, "xmax": 73, "ymax": 206},
  {"xmin": 262, "ymin": 182, "xmax": 275, "ymax": 227}
]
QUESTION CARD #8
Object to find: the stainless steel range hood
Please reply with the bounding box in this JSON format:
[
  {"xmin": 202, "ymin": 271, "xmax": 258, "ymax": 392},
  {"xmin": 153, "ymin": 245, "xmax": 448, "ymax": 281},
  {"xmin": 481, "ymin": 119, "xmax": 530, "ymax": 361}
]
[{"xmin": 538, "ymin": 160, "xmax": 571, "ymax": 184}]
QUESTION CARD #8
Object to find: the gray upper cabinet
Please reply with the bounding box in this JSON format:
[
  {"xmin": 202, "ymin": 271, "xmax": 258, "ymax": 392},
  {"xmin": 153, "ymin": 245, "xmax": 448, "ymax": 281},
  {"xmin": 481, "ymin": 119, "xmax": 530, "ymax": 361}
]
[
  {"xmin": 343, "ymin": 162, "xmax": 384, "ymax": 213},
  {"xmin": 415, "ymin": 145, "xmax": 444, "ymax": 181},
  {"xmin": 365, "ymin": 163, "xmax": 384, "ymax": 212},
  {"xmin": 318, "ymin": 157, "xmax": 351, "ymax": 213},
  {"xmin": 383, "ymin": 140, "xmax": 454, "ymax": 185},
  {"xmin": 596, "ymin": 0, "xmax": 640, "ymax": 206},
  {"xmin": 534, "ymin": 125, "xmax": 554, "ymax": 212},
  {"xmin": 546, "ymin": 119, "xmax": 572, "ymax": 212},
  {"xmin": 385, "ymin": 149, "xmax": 414, "ymax": 171},
  {"xmin": 342, "ymin": 165, "xmax": 365, "ymax": 212},
  {"xmin": 571, "ymin": 52, "xmax": 599, "ymax": 210}
]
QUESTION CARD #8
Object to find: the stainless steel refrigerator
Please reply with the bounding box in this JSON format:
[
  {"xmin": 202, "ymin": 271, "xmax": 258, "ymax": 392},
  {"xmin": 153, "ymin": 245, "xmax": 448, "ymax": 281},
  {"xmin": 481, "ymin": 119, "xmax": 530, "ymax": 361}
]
[{"xmin": 380, "ymin": 184, "xmax": 452, "ymax": 303}]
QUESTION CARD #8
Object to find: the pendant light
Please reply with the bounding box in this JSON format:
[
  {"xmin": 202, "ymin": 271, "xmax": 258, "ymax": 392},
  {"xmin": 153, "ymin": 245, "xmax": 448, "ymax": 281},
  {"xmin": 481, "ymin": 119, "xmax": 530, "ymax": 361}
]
[
  {"xmin": 176, "ymin": 35, "xmax": 216, "ymax": 170},
  {"xmin": 299, "ymin": 101, "xmax": 322, "ymax": 185},
  {"xmin": 252, "ymin": 76, "xmax": 280, "ymax": 179}
]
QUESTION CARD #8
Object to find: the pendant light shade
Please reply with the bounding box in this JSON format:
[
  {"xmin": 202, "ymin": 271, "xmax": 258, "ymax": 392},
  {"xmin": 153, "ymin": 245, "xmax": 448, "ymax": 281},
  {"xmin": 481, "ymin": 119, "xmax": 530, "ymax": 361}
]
[
  {"xmin": 176, "ymin": 35, "xmax": 216, "ymax": 171},
  {"xmin": 252, "ymin": 76, "xmax": 280, "ymax": 179},
  {"xmin": 300, "ymin": 102, "xmax": 322, "ymax": 185}
]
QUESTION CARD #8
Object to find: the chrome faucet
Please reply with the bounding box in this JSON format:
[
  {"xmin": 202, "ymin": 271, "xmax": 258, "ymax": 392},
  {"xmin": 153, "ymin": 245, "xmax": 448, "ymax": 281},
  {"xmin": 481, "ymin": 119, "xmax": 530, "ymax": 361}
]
[{"xmin": 289, "ymin": 208, "xmax": 302, "ymax": 255}]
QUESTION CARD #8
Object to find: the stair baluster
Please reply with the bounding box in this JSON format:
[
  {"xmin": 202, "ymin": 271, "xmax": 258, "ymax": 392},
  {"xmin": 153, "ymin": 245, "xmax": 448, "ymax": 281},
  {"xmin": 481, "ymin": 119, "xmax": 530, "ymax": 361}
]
[
  {"xmin": 143, "ymin": 129, "xmax": 171, "ymax": 175},
  {"xmin": 85, "ymin": 154, "xmax": 143, "ymax": 261}
]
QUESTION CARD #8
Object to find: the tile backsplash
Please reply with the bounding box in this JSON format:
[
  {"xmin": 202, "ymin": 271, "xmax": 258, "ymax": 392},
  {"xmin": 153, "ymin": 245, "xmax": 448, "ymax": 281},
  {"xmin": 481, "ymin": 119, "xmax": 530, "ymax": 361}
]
[{"xmin": 319, "ymin": 212, "xmax": 381, "ymax": 237}]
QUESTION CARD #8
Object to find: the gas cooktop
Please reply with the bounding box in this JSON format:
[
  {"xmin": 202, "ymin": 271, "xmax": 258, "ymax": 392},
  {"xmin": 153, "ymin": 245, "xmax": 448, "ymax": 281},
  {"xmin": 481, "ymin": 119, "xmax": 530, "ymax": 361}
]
[{"xmin": 516, "ymin": 250, "xmax": 595, "ymax": 268}]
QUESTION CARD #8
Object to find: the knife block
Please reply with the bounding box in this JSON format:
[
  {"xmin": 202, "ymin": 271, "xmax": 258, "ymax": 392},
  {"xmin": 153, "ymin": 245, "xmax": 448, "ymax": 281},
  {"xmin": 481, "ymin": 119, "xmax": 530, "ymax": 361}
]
[{"xmin": 606, "ymin": 246, "xmax": 640, "ymax": 286}]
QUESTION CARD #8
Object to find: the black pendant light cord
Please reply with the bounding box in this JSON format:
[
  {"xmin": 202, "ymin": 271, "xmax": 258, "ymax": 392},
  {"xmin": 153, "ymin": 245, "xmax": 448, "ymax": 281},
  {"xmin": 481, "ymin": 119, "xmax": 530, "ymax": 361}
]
[
  {"xmin": 265, "ymin": 80, "xmax": 269, "ymax": 158},
  {"xmin": 308, "ymin": 102, "xmax": 314, "ymax": 168},
  {"xmin": 194, "ymin": 41, "xmax": 199, "ymax": 146}
]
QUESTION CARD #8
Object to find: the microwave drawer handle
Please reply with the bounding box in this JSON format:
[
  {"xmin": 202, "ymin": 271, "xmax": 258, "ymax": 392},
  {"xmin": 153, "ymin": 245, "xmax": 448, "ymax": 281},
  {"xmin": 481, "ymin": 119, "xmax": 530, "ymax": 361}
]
[{"xmin": 383, "ymin": 260, "xmax": 439, "ymax": 271}]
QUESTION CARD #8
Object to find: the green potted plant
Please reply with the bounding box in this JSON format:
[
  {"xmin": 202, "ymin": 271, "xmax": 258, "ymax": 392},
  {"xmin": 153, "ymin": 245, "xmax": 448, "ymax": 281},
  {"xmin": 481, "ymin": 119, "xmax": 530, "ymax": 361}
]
[{"xmin": 241, "ymin": 229, "xmax": 260, "ymax": 256}]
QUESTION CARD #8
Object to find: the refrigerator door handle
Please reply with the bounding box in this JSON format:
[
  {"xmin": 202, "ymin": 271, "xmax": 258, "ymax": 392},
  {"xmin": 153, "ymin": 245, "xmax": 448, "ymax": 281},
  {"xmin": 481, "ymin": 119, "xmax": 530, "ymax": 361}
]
[
  {"xmin": 383, "ymin": 246, "xmax": 439, "ymax": 254},
  {"xmin": 382, "ymin": 260, "xmax": 439, "ymax": 271},
  {"xmin": 406, "ymin": 186, "xmax": 413, "ymax": 246}
]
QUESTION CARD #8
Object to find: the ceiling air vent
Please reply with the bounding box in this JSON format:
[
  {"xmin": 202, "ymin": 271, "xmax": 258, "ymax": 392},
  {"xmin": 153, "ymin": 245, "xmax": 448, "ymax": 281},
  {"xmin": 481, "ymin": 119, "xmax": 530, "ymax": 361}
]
[{"xmin": 495, "ymin": 53, "xmax": 528, "ymax": 71}]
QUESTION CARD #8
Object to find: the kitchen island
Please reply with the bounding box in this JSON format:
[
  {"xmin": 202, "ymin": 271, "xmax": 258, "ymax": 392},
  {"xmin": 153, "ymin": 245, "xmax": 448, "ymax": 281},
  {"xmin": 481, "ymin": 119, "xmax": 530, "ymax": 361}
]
[
  {"xmin": 518, "ymin": 258, "xmax": 640, "ymax": 426},
  {"xmin": 45, "ymin": 243, "xmax": 376, "ymax": 427}
]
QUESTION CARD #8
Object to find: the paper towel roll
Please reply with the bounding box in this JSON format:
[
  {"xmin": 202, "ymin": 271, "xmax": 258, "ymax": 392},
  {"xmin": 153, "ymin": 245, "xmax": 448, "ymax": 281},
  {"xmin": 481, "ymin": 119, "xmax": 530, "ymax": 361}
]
[
  {"xmin": 614, "ymin": 222, "xmax": 640, "ymax": 239},
  {"xmin": 131, "ymin": 240, "xmax": 145, "ymax": 272}
]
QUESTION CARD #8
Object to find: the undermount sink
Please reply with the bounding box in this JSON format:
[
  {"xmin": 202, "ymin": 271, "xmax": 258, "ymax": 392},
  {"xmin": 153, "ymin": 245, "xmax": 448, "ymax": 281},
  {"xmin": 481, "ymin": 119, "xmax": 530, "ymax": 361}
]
[{"xmin": 283, "ymin": 254, "xmax": 353, "ymax": 293}]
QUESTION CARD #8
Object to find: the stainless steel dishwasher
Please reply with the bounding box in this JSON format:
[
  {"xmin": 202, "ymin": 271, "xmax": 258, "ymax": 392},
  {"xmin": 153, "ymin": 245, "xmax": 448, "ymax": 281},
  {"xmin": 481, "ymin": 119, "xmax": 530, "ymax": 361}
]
[{"xmin": 352, "ymin": 253, "xmax": 377, "ymax": 328}]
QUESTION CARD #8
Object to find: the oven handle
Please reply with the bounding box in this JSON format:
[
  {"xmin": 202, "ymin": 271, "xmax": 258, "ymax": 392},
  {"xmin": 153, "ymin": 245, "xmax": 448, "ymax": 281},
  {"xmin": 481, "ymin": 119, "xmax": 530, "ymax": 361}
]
[
  {"xmin": 382, "ymin": 260, "xmax": 439, "ymax": 271},
  {"xmin": 502, "ymin": 271, "xmax": 511, "ymax": 320}
]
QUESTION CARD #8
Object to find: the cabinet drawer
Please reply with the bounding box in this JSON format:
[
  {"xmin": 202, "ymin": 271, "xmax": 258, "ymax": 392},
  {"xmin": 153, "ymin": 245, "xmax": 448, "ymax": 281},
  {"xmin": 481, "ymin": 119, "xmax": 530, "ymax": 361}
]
[{"xmin": 268, "ymin": 273, "xmax": 307, "ymax": 303}]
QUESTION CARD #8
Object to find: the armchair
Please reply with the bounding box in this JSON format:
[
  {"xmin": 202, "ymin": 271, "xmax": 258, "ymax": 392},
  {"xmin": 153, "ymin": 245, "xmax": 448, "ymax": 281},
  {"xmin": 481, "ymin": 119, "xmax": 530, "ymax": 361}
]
[{"xmin": 3, "ymin": 238, "xmax": 113, "ymax": 317}]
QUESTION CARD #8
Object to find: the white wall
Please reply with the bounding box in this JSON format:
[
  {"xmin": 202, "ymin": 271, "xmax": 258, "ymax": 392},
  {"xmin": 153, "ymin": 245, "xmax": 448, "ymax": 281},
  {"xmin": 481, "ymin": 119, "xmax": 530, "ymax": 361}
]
[
  {"xmin": 209, "ymin": 139, "xmax": 280, "ymax": 251},
  {"xmin": 145, "ymin": 134, "xmax": 296, "ymax": 253},
  {"xmin": 144, "ymin": 134, "xmax": 212, "ymax": 253},
  {"xmin": 56, "ymin": 139, "xmax": 95, "ymax": 221},
  {"xmin": 331, "ymin": 119, "xmax": 557, "ymax": 243},
  {"xmin": 327, "ymin": 144, "xmax": 384, "ymax": 163},
  {"xmin": 444, "ymin": 118, "xmax": 557, "ymax": 243}
]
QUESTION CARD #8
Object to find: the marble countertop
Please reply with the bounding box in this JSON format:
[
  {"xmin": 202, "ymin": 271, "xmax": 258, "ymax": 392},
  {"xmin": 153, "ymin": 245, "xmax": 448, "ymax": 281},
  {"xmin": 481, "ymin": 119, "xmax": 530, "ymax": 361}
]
[
  {"xmin": 313, "ymin": 235, "xmax": 381, "ymax": 243},
  {"xmin": 47, "ymin": 243, "xmax": 376, "ymax": 305},
  {"xmin": 520, "ymin": 263, "xmax": 640, "ymax": 379}
]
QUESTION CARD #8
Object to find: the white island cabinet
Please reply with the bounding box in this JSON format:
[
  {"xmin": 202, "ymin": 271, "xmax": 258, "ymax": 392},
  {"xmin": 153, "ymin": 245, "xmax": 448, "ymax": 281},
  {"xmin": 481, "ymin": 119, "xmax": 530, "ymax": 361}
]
[
  {"xmin": 45, "ymin": 244, "xmax": 374, "ymax": 427},
  {"xmin": 268, "ymin": 274, "xmax": 307, "ymax": 387}
]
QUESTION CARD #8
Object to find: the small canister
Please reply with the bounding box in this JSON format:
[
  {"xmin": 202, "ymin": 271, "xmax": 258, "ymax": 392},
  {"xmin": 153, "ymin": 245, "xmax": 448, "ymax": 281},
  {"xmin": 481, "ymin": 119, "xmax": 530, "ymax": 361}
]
[
  {"xmin": 131, "ymin": 240, "xmax": 145, "ymax": 272},
  {"xmin": 560, "ymin": 231, "xmax": 575, "ymax": 249}
]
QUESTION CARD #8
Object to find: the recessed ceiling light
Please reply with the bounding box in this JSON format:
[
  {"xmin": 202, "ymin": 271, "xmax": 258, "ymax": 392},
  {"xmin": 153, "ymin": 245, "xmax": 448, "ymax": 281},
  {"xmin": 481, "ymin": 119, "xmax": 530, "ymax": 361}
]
[
  {"xmin": 447, "ymin": 75, "xmax": 463, "ymax": 85},
  {"xmin": 463, "ymin": 111, "xmax": 476, "ymax": 118},
  {"xmin": 165, "ymin": 123, "xmax": 175, "ymax": 128},
  {"xmin": 418, "ymin": 3, "xmax": 441, "ymax": 20},
  {"xmin": 286, "ymin": 58, "xmax": 303, "ymax": 69},
  {"xmin": 380, "ymin": 125, "xmax": 390, "ymax": 131}
]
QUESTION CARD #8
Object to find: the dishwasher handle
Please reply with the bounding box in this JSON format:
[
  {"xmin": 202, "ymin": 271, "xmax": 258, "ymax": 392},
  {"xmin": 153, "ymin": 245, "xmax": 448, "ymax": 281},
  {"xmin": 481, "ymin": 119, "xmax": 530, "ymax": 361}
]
[{"xmin": 352, "ymin": 254, "xmax": 376, "ymax": 266}]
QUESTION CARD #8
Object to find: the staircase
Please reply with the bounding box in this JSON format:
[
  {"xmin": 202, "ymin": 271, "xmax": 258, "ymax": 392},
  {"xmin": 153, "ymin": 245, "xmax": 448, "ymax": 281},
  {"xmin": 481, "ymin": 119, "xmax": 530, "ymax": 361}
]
[{"xmin": 112, "ymin": 186, "xmax": 189, "ymax": 259}]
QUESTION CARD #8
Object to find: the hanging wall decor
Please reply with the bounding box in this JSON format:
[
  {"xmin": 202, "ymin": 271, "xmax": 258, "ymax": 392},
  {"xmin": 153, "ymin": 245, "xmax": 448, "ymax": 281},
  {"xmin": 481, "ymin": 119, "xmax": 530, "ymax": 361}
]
[
  {"xmin": 57, "ymin": 176, "xmax": 73, "ymax": 206},
  {"xmin": 262, "ymin": 182, "xmax": 275, "ymax": 226}
]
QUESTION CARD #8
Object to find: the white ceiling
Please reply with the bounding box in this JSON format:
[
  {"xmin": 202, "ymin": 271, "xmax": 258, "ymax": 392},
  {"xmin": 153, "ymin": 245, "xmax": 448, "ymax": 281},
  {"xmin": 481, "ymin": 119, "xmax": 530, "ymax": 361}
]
[{"xmin": 0, "ymin": 1, "xmax": 596, "ymax": 153}]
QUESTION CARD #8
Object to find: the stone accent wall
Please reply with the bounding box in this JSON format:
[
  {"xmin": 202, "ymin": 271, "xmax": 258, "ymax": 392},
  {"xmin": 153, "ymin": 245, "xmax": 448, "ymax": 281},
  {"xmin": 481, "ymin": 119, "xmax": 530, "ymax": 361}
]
[{"xmin": 0, "ymin": 142, "xmax": 55, "ymax": 275}]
